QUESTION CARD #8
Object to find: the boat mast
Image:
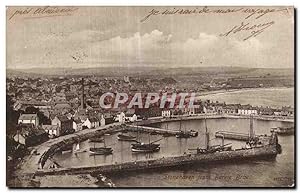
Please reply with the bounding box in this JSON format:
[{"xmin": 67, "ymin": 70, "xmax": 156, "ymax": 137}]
[
  {"xmin": 221, "ymin": 135, "xmax": 225, "ymax": 147},
  {"xmin": 103, "ymin": 135, "xmax": 106, "ymax": 147},
  {"xmin": 179, "ymin": 117, "xmax": 182, "ymax": 131},
  {"xmin": 136, "ymin": 121, "xmax": 140, "ymax": 142},
  {"xmin": 204, "ymin": 117, "xmax": 209, "ymax": 150},
  {"xmin": 249, "ymin": 114, "xmax": 254, "ymax": 140}
]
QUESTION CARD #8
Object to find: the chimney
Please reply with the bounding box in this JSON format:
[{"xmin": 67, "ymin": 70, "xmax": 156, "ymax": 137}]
[{"xmin": 81, "ymin": 78, "xmax": 85, "ymax": 109}]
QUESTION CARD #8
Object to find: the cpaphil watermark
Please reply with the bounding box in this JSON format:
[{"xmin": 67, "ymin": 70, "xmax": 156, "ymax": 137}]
[{"xmin": 99, "ymin": 92, "xmax": 200, "ymax": 109}]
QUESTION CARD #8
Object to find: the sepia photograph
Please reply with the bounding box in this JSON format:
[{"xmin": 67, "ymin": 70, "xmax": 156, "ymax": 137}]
[{"xmin": 6, "ymin": 6, "xmax": 295, "ymax": 188}]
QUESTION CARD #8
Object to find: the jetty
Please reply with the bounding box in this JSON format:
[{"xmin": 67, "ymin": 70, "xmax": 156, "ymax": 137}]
[
  {"xmin": 215, "ymin": 131, "xmax": 255, "ymax": 141},
  {"xmin": 125, "ymin": 124, "xmax": 180, "ymax": 135}
]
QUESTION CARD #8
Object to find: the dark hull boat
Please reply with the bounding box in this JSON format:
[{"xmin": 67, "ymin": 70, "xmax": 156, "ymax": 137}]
[
  {"xmin": 271, "ymin": 126, "xmax": 294, "ymax": 135},
  {"xmin": 88, "ymin": 137, "xmax": 104, "ymax": 143},
  {"xmin": 117, "ymin": 134, "xmax": 137, "ymax": 141},
  {"xmin": 150, "ymin": 131, "xmax": 159, "ymax": 135},
  {"xmin": 131, "ymin": 143, "xmax": 160, "ymax": 153},
  {"xmin": 189, "ymin": 130, "xmax": 198, "ymax": 137},
  {"xmin": 89, "ymin": 147, "xmax": 113, "ymax": 155},
  {"xmin": 176, "ymin": 131, "xmax": 191, "ymax": 138},
  {"xmin": 61, "ymin": 144, "xmax": 73, "ymax": 153}
]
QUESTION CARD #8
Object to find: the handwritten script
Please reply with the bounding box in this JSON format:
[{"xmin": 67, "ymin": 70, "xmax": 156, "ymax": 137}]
[
  {"xmin": 8, "ymin": 6, "xmax": 79, "ymax": 20},
  {"xmin": 219, "ymin": 21, "xmax": 275, "ymax": 41},
  {"xmin": 140, "ymin": 7, "xmax": 287, "ymax": 22},
  {"xmin": 141, "ymin": 7, "xmax": 288, "ymax": 41}
]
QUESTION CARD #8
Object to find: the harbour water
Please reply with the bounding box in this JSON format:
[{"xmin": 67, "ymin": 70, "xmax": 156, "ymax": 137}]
[
  {"xmin": 51, "ymin": 87, "xmax": 294, "ymax": 187},
  {"xmin": 53, "ymin": 118, "xmax": 294, "ymax": 187}
]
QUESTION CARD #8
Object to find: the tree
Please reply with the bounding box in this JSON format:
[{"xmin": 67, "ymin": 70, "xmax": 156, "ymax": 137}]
[
  {"xmin": 25, "ymin": 106, "xmax": 51, "ymax": 125},
  {"xmin": 6, "ymin": 95, "xmax": 20, "ymax": 135}
]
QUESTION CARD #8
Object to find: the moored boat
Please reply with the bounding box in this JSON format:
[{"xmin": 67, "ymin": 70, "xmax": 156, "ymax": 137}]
[
  {"xmin": 89, "ymin": 135, "xmax": 113, "ymax": 155},
  {"xmin": 117, "ymin": 134, "xmax": 137, "ymax": 141},
  {"xmin": 176, "ymin": 131, "xmax": 191, "ymax": 138},
  {"xmin": 271, "ymin": 126, "xmax": 294, "ymax": 135},
  {"xmin": 89, "ymin": 147, "xmax": 113, "ymax": 155},
  {"xmin": 189, "ymin": 130, "xmax": 198, "ymax": 137},
  {"xmin": 131, "ymin": 143, "xmax": 160, "ymax": 152},
  {"xmin": 131, "ymin": 125, "xmax": 162, "ymax": 153}
]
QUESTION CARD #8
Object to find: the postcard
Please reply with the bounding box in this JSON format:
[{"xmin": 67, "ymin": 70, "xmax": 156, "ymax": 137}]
[{"xmin": 6, "ymin": 6, "xmax": 295, "ymax": 188}]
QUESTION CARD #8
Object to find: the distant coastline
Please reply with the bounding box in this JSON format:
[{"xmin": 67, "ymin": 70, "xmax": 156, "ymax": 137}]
[{"xmin": 197, "ymin": 86, "xmax": 293, "ymax": 97}]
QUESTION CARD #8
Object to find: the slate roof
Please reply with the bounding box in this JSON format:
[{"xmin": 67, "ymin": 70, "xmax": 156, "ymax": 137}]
[
  {"xmin": 89, "ymin": 117, "xmax": 99, "ymax": 122},
  {"xmin": 18, "ymin": 114, "xmax": 38, "ymax": 121}
]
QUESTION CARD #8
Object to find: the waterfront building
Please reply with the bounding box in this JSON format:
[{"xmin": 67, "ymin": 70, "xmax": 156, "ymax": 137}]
[
  {"xmin": 81, "ymin": 117, "xmax": 100, "ymax": 129},
  {"xmin": 41, "ymin": 125, "xmax": 59, "ymax": 137},
  {"xmin": 72, "ymin": 119, "xmax": 83, "ymax": 131},
  {"xmin": 51, "ymin": 115, "xmax": 73, "ymax": 136},
  {"xmin": 281, "ymin": 106, "xmax": 294, "ymax": 117},
  {"xmin": 100, "ymin": 115, "xmax": 106, "ymax": 126},
  {"xmin": 237, "ymin": 105, "xmax": 258, "ymax": 115},
  {"xmin": 116, "ymin": 112, "xmax": 126, "ymax": 123},
  {"xmin": 184, "ymin": 107, "xmax": 196, "ymax": 116},
  {"xmin": 161, "ymin": 109, "xmax": 171, "ymax": 118},
  {"xmin": 125, "ymin": 113, "xmax": 138, "ymax": 122},
  {"xmin": 89, "ymin": 117, "xmax": 100, "ymax": 128}
]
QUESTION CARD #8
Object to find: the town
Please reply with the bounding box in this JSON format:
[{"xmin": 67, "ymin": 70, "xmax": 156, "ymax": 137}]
[{"xmin": 7, "ymin": 74, "xmax": 293, "ymax": 155}]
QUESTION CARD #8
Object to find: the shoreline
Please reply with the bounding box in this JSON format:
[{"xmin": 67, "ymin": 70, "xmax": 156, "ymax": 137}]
[
  {"xmin": 11, "ymin": 114, "xmax": 294, "ymax": 187},
  {"xmin": 197, "ymin": 86, "xmax": 293, "ymax": 97}
]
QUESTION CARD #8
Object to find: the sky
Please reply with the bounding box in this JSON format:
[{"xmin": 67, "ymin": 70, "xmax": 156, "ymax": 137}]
[{"xmin": 6, "ymin": 6, "xmax": 294, "ymax": 69}]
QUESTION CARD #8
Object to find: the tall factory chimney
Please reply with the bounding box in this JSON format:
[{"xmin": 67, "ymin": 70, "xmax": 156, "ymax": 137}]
[{"xmin": 81, "ymin": 78, "xmax": 85, "ymax": 109}]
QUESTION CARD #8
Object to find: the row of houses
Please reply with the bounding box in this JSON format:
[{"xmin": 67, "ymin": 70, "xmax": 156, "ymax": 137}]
[
  {"xmin": 115, "ymin": 112, "xmax": 138, "ymax": 123},
  {"xmin": 160, "ymin": 101, "xmax": 294, "ymax": 118}
]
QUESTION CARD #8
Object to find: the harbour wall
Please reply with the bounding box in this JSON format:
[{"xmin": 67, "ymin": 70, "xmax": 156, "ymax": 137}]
[{"xmin": 35, "ymin": 144, "xmax": 278, "ymax": 176}]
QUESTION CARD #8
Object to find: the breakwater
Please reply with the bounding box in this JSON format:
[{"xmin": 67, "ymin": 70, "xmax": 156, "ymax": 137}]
[
  {"xmin": 35, "ymin": 144, "xmax": 278, "ymax": 176},
  {"xmin": 215, "ymin": 131, "xmax": 255, "ymax": 141}
]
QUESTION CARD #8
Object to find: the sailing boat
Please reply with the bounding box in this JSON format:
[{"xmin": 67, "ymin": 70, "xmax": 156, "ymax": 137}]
[
  {"xmin": 74, "ymin": 143, "xmax": 80, "ymax": 152},
  {"xmin": 89, "ymin": 135, "xmax": 113, "ymax": 155},
  {"xmin": 131, "ymin": 137, "xmax": 161, "ymax": 152},
  {"xmin": 131, "ymin": 123, "xmax": 161, "ymax": 152},
  {"xmin": 189, "ymin": 117, "xmax": 232, "ymax": 154},
  {"xmin": 162, "ymin": 123, "xmax": 173, "ymax": 137},
  {"xmin": 176, "ymin": 118, "xmax": 191, "ymax": 138}
]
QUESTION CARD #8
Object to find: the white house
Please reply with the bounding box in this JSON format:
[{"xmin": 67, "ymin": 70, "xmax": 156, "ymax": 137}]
[
  {"xmin": 18, "ymin": 114, "xmax": 39, "ymax": 126},
  {"xmin": 73, "ymin": 119, "xmax": 83, "ymax": 131},
  {"xmin": 162, "ymin": 109, "xmax": 171, "ymax": 118},
  {"xmin": 238, "ymin": 108, "xmax": 258, "ymax": 115},
  {"xmin": 89, "ymin": 117, "xmax": 100, "ymax": 128},
  {"xmin": 82, "ymin": 117, "xmax": 99, "ymax": 129},
  {"xmin": 82, "ymin": 118, "xmax": 92, "ymax": 129},
  {"xmin": 100, "ymin": 115, "xmax": 106, "ymax": 126},
  {"xmin": 125, "ymin": 113, "xmax": 138, "ymax": 122},
  {"xmin": 184, "ymin": 108, "xmax": 195, "ymax": 116},
  {"xmin": 116, "ymin": 112, "xmax": 126, "ymax": 123},
  {"xmin": 42, "ymin": 125, "xmax": 59, "ymax": 137}
]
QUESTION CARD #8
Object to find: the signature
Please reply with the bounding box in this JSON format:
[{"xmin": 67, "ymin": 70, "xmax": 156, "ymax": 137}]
[
  {"xmin": 8, "ymin": 6, "xmax": 79, "ymax": 20},
  {"xmin": 219, "ymin": 21, "xmax": 275, "ymax": 41}
]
